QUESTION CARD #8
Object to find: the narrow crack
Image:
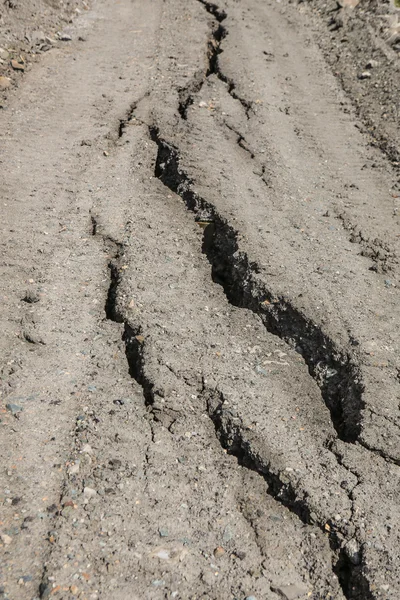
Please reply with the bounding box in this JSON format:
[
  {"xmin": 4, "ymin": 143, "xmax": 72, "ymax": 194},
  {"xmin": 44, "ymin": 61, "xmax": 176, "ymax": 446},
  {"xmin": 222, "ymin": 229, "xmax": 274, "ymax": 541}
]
[
  {"xmin": 90, "ymin": 216, "xmax": 156, "ymax": 410},
  {"xmin": 203, "ymin": 386, "xmax": 360, "ymax": 600},
  {"xmin": 149, "ymin": 126, "xmax": 364, "ymax": 445},
  {"xmin": 225, "ymin": 122, "xmax": 255, "ymax": 159},
  {"xmin": 204, "ymin": 385, "xmax": 376, "ymax": 600},
  {"xmin": 178, "ymin": 0, "xmax": 252, "ymax": 121},
  {"xmin": 118, "ymin": 101, "xmax": 137, "ymax": 138},
  {"xmin": 117, "ymin": 93, "xmax": 149, "ymax": 138},
  {"xmin": 335, "ymin": 210, "xmax": 397, "ymax": 274}
]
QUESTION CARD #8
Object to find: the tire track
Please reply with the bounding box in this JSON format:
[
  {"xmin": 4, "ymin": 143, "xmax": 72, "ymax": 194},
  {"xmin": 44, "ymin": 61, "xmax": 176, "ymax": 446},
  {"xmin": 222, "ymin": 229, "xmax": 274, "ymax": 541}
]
[
  {"xmin": 160, "ymin": 0, "xmax": 400, "ymax": 464},
  {"xmin": 192, "ymin": 0, "xmax": 399, "ymax": 279},
  {"xmin": 97, "ymin": 138, "xmax": 348, "ymax": 600}
]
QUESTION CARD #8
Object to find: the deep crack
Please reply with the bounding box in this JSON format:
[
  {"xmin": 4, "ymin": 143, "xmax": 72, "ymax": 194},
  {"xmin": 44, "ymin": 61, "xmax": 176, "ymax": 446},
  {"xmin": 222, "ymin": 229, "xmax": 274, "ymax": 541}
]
[{"xmin": 149, "ymin": 126, "xmax": 365, "ymax": 445}]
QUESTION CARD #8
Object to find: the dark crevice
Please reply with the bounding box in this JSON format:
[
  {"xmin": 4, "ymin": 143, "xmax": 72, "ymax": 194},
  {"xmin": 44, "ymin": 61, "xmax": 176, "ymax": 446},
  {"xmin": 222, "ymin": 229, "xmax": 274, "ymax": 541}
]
[
  {"xmin": 198, "ymin": 0, "xmax": 227, "ymax": 23},
  {"xmin": 206, "ymin": 388, "xmax": 374, "ymax": 600},
  {"xmin": 149, "ymin": 126, "xmax": 365, "ymax": 445},
  {"xmin": 91, "ymin": 218, "xmax": 152, "ymax": 404},
  {"xmin": 176, "ymin": 0, "xmax": 253, "ymax": 121},
  {"xmin": 205, "ymin": 389, "xmax": 312, "ymax": 526},
  {"xmin": 105, "ymin": 260, "xmax": 122, "ymax": 322},
  {"xmin": 118, "ymin": 102, "xmax": 137, "ymax": 137},
  {"xmin": 122, "ymin": 323, "xmax": 154, "ymax": 406},
  {"xmin": 118, "ymin": 93, "xmax": 149, "ymax": 137},
  {"xmin": 95, "ymin": 229, "xmax": 155, "ymax": 407},
  {"xmin": 178, "ymin": 73, "xmax": 205, "ymax": 120},
  {"xmin": 90, "ymin": 215, "xmax": 97, "ymax": 236},
  {"xmin": 214, "ymin": 67, "xmax": 253, "ymax": 118},
  {"xmin": 225, "ymin": 122, "xmax": 255, "ymax": 159}
]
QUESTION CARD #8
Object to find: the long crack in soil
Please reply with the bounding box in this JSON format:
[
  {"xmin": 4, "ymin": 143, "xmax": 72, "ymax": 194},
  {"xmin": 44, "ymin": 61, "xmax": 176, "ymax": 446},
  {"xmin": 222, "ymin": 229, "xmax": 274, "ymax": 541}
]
[{"xmin": 149, "ymin": 126, "xmax": 364, "ymax": 445}]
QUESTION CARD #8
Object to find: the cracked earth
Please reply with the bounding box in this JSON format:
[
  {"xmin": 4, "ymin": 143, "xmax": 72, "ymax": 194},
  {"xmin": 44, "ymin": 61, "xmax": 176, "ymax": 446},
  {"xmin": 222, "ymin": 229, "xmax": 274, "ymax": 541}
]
[{"xmin": 0, "ymin": 1, "xmax": 399, "ymax": 599}]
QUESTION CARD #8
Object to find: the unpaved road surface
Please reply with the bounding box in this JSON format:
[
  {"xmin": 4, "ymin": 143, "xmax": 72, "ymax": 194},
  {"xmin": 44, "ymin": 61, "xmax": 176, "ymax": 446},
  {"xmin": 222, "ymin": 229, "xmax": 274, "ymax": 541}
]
[{"xmin": 0, "ymin": 1, "xmax": 399, "ymax": 599}]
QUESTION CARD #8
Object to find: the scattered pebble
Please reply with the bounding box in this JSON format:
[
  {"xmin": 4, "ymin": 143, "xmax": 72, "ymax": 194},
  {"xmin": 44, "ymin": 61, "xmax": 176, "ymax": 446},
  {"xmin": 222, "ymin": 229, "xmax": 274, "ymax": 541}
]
[
  {"xmin": 22, "ymin": 290, "xmax": 40, "ymax": 303},
  {"xmin": 159, "ymin": 528, "xmax": 169, "ymax": 537},
  {"xmin": 0, "ymin": 76, "xmax": 11, "ymax": 89},
  {"xmin": 83, "ymin": 487, "xmax": 97, "ymax": 502},
  {"xmin": 271, "ymin": 583, "xmax": 309, "ymax": 600},
  {"xmin": 11, "ymin": 59, "xmax": 25, "ymax": 71},
  {"xmin": 222, "ymin": 525, "xmax": 234, "ymax": 543},
  {"xmin": 213, "ymin": 546, "xmax": 225, "ymax": 558},
  {"xmin": 345, "ymin": 538, "xmax": 361, "ymax": 565},
  {"xmin": 6, "ymin": 403, "xmax": 23, "ymax": 415},
  {"xmin": 1, "ymin": 534, "xmax": 12, "ymax": 545},
  {"xmin": 358, "ymin": 71, "xmax": 371, "ymax": 80}
]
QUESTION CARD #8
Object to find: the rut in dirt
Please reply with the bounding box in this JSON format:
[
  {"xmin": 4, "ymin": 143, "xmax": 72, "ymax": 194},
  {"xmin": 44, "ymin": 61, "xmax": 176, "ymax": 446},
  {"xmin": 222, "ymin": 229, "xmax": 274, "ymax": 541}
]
[
  {"xmin": 91, "ymin": 2, "xmax": 384, "ymax": 597},
  {"xmin": 96, "ymin": 133, "xmax": 353, "ymax": 600},
  {"xmin": 178, "ymin": 0, "xmax": 366, "ymax": 444}
]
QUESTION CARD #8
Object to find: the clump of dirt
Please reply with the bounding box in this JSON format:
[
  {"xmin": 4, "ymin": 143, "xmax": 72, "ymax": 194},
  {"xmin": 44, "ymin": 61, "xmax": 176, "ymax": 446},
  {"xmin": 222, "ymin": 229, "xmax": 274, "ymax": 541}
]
[
  {"xmin": 0, "ymin": 0, "xmax": 89, "ymax": 99},
  {"xmin": 299, "ymin": 0, "xmax": 400, "ymax": 169}
]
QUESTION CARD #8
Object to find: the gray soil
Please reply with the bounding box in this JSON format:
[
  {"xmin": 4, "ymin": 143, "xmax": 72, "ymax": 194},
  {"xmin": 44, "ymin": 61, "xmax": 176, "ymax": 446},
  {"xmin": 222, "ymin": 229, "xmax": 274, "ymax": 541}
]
[{"xmin": 0, "ymin": 1, "xmax": 399, "ymax": 599}]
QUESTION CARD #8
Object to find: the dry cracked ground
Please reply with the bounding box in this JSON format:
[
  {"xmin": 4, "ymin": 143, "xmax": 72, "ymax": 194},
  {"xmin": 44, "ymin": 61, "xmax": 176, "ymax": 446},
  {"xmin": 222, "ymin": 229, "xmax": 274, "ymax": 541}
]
[{"xmin": 0, "ymin": 0, "xmax": 399, "ymax": 599}]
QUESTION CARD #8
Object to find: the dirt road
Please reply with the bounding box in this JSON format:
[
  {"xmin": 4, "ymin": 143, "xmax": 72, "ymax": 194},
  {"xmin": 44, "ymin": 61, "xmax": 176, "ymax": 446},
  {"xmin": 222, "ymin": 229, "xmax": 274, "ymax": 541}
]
[{"xmin": 0, "ymin": 1, "xmax": 399, "ymax": 599}]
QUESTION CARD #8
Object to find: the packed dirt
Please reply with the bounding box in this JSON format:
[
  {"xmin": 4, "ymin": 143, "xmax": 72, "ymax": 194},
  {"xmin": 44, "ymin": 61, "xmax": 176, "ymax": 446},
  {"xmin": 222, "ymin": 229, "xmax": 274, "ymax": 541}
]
[{"xmin": 0, "ymin": 1, "xmax": 399, "ymax": 599}]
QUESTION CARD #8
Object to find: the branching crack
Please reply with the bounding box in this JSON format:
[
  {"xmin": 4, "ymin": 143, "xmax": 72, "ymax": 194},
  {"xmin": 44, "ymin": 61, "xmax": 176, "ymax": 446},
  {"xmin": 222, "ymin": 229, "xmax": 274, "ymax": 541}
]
[
  {"xmin": 149, "ymin": 126, "xmax": 365, "ymax": 445},
  {"xmin": 178, "ymin": 0, "xmax": 253, "ymax": 121},
  {"xmin": 335, "ymin": 211, "xmax": 397, "ymax": 274}
]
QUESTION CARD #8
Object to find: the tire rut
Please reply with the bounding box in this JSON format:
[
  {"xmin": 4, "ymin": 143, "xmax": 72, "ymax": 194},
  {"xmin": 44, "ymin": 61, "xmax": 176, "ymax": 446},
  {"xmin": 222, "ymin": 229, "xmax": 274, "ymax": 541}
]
[
  {"xmin": 99, "ymin": 150, "xmax": 349, "ymax": 600},
  {"xmin": 193, "ymin": 0, "xmax": 399, "ymax": 280}
]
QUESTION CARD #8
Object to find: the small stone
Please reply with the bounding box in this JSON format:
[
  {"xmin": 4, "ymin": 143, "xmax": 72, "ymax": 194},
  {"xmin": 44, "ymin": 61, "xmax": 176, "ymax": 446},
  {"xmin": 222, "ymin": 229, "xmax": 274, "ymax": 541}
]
[
  {"xmin": 255, "ymin": 365, "xmax": 268, "ymax": 376},
  {"xmin": 198, "ymin": 101, "xmax": 208, "ymax": 108},
  {"xmin": 70, "ymin": 585, "xmax": 79, "ymax": 596},
  {"xmin": 81, "ymin": 444, "xmax": 93, "ymax": 454},
  {"xmin": 358, "ymin": 71, "xmax": 371, "ymax": 80},
  {"xmin": 11, "ymin": 59, "xmax": 25, "ymax": 71},
  {"xmin": 0, "ymin": 76, "xmax": 11, "ymax": 89},
  {"xmin": 245, "ymin": 596, "xmax": 257, "ymax": 600},
  {"xmin": 0, "ymin": 48, "xmax": 9, "ymax": 60},
  {"xmin": 83, "ymin": 487, "xmax": 97, "ymax": 501},
  {"xmin": 61, "ymin": 506, "xmax": 74, "ymax": 518},
  {"xmin": 159, "ymin": 528, "xmax": 169, "ymax": 537},
  {"xmin": 59, "ymin": 33, "xmax": 72, "ymax": 41},
  {"xmin": 366, "ymin": 60, "xmax": 378, "ymax": 69},
  {"xmin": 222, "ymin": 525, "xmax": 234, "ymax": 543},
  {"xmin": 68, "ymin": 462, "xmax": 80, "ymax": 475},
  {"xmin": 6, "ymin": 403, "xmax": 23, "ymax": 415},
  {"xmin": 213, "ymin": 546, "xmax": 225, "ymax": 558},
  {"xmin": 1, "ymin": 534, "xmax": 12, "ymax": 545},
  {"xmin": 345, "ymin": 538, "xmax": 361, "ymax": 565},
  {"xmin": 22, "ymin": 290, "xmax": 39, "ymax": 303},
  {"xmin": 271, "ymin": 583, "xmax": 309, "ymax": 600}
]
